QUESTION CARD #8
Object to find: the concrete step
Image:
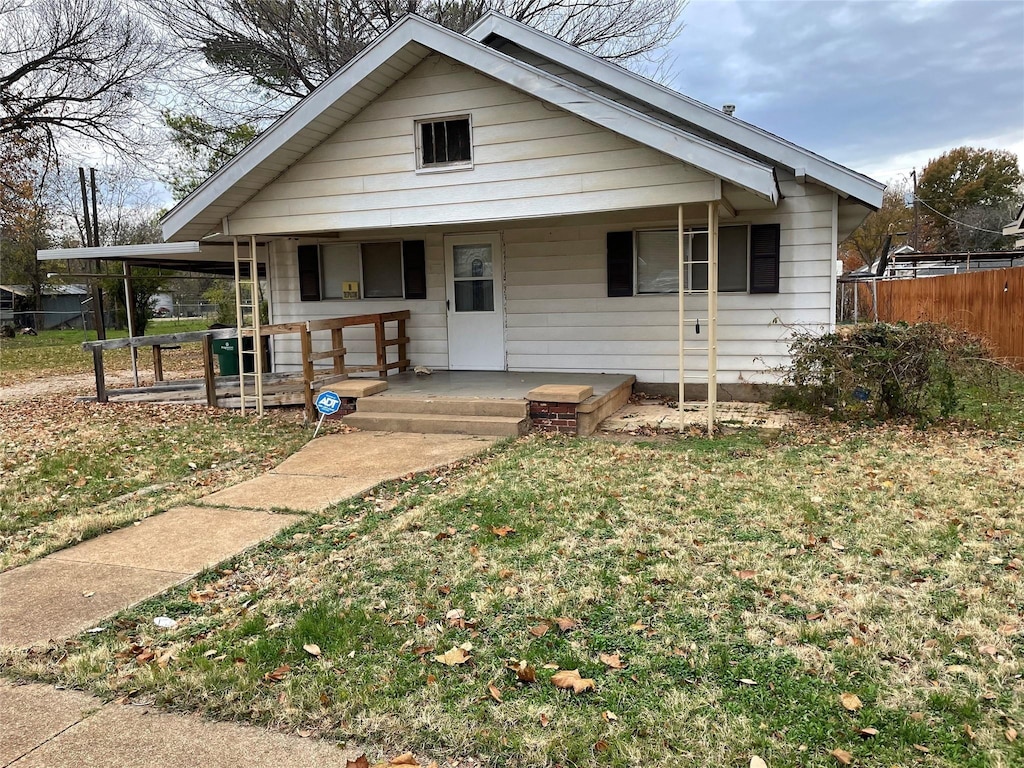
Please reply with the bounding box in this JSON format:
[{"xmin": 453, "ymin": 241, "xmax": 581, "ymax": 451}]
[
  {"xmin": 343, "ymin": 411, "xmax": 528, "ymax": 436},
  {"xmin": 356, "ymin": 396, "xmax": 527, "ymax": 418}
]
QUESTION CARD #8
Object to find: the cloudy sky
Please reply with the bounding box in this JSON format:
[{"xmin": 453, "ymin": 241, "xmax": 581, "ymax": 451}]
[{"xmin": 661, "ymin": 0, "xmax": 1024, "ymax": 187}]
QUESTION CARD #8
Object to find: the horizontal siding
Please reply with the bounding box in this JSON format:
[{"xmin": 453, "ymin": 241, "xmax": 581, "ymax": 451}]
[
  {"xmin": 265, "ymin": 194, "xmax": 835, "ymax": 384},
  {"xmin": 228, "ymin": 55, "xmax": 717, "ymax": 236}
]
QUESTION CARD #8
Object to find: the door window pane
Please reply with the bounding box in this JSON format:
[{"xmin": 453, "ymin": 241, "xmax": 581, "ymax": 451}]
[
  {"xmin": 454, "ymin": 280, "xmax": 494, "ymax": 312},
  {"xmin": 453, "ymin": 244, "xmax": 493, "ymax": 278}
]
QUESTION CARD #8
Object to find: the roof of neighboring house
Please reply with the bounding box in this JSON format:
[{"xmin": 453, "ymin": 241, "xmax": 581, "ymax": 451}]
[
  {"xmin": 0, "ymin": 284, "xmax": 89, "ymax": 297},
  {"xmin": 160, "ymin": 12, "xmax": 883, "ymax": 243},
  {"xmin": 1003, "ymin": 203, "xmax": 1024, "ymax": 241}
]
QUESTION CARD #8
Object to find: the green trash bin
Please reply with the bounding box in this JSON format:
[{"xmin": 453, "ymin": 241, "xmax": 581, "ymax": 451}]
[{"xmin": 211, "ymin": 338, "xmax": 240, "ymax": 376}]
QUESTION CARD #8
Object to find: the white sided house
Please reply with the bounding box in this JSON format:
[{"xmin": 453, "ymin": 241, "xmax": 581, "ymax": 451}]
[{"xmin": 41, "ymin": 12, "xmax": 883, "ymax": 426}]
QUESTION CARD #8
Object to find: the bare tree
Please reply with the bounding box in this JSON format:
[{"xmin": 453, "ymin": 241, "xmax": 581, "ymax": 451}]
[
  {"xmin": 145, "ymin": 0, "xmax": 684, "ymax": 106},
  {"xmin": 0, "ymin": 0, "xmax": 166, "ymax": 152}
]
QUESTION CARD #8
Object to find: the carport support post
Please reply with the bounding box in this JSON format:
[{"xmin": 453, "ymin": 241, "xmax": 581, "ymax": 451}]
[
  {"xmin": 202, "ymin": 334, "xmax": 217, "ymax": 407},
  {"xmin": 92, "ymin": 347, "xmax": 107, "ymax": 403}
]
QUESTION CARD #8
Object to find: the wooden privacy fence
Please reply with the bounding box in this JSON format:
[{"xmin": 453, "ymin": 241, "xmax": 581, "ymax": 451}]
[
  {"xmin": 82, "ymin": 311, "xmax": 411, "ymax": 414},
  {"xmin": 875, "ymin": 266, "xmax": 1024, "ymax": 368}
]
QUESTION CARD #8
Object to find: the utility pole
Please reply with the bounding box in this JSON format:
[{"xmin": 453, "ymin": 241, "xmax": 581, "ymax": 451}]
[
  {"xmin": 911, "ymin": 168, "xmax": 919, "ymax": 251},
  {"xmin": 79, "ymin": 167, "xmax": 105, "ymax": 340}
]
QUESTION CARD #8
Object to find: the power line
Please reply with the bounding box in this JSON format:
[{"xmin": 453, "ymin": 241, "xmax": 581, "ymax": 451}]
[{"xmin": 913, "ymin": 196, "xmax": 1008, "ymax": 236}]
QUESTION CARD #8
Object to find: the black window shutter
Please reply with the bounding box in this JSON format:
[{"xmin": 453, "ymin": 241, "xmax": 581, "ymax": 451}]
[
  {"xmin": 402, "ymin": 240, "xmax": 427, "ymax": 299},
  {"xmin": 749, "ymin": 223, "xmax": 781, "ymax": 294},
  {"xmin": 606, "ymin": 231, "xmax": 634, "ymax": 297},
  {"xmin": 298, "ymin": 245, "xmax": 321, "ymax": 301}
]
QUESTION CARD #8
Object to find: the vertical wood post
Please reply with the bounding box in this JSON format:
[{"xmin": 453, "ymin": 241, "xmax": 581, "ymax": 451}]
[
  {"xmin": 397, "ymin": 317, "xmax": 408, "ymax": 372},
  {"xmin": 202, "ymin": 334, "xmax": 217, "ymax": 407},
  {"xmin": 92, "ymin": 347, "xmax": 107, "ymax": 403},
  {"xmin": 331, "ymin": 328, "xmax": 345, "ymax": 374},
  {"xmin": 301, "ymin": 323, "xmax": 315, "ymax": 421},
  {"xmin": 375, "ymin": 318, "xmax": 386, "ymax": 375},
  {"xmin": 152, "ymin": 345, "xmax": 164, "ymax": 382}
]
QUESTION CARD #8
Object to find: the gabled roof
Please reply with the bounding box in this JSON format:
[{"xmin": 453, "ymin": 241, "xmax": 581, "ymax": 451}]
[
  {"xmin": 466, "ymin": 11, "xmax": 884, "ymax": 209},
  {"xmin": 162, "ymin": 14, "xmax": 782, "ymax": 241},
  {"xmin": 1003, "ymin": 203, "xmax": 1024, "ymax": 238}
]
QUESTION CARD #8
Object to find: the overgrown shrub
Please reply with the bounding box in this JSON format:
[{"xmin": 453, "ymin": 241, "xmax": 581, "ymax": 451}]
[{"xmin": 777, "ymin": 322, "xmax": 994, "ymax": 422}]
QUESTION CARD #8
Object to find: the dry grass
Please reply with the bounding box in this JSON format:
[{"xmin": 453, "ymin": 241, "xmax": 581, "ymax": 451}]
[{"xmin": 5, "ymin": 422, "xmax": 1021, "ymax": 767}]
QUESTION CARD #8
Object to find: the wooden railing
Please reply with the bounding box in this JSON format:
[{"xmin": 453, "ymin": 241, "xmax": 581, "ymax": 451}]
[{"xmin": 82, "ymin": 311, "xmax": 411, "ymax": 416}]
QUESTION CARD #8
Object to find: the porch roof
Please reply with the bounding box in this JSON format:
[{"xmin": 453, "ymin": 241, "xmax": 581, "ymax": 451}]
[{"xmin": 161, "ymin": 14, "xmax": 781, "ymax": 243}]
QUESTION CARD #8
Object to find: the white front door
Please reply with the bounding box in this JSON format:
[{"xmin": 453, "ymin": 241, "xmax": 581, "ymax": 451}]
[{"xmin": 444, "ymin": 232, "xmax": 505, "ymax": 370}]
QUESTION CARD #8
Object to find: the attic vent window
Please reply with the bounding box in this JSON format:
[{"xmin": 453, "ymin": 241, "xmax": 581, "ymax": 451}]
[{"xmin": 416, "ymin": 115, "xmax": 472, "ymax": 170}]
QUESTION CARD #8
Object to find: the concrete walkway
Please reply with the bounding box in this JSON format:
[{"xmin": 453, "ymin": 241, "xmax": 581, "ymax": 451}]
[
  {"xmin": 1, "ymin": 681, "xmax": 364, "ymax": 767},
  {"xmin": 0, "ymin": 431, "xmax": 496, "ymax": 648}
]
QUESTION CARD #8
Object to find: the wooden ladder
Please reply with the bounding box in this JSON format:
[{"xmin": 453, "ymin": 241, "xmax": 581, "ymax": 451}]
[{"xmin": 233, "ymin": 236, "xmax": 264, "ymax": 416}]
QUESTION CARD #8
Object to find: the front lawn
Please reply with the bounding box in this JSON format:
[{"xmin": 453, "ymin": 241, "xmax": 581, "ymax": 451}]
[
  {"xmin": 0, "ymin": 398, "xmax": 311, "ymax": 570},
  {"xmin": 8, "ymin": 424, "xmax": 1021, "ymax": 767}
]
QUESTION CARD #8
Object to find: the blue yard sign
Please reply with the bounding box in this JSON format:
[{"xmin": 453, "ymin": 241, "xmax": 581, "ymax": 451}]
[
  {"xmin": 315, "ymin": 390, "xmax": 342, "ymax": 415},
  {"xmin": 313, "ymin": 390, "xmax": 342, "ymax": 437}
]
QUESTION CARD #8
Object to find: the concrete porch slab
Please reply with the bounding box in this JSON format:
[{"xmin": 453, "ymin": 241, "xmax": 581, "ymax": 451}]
[{"xmin": 48, "ymin": 507, "xmax": 300, "ymax": 574}]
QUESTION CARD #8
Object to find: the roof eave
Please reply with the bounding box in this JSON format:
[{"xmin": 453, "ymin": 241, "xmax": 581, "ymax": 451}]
[
  {"xmin": 163, "ymin": 14, "xmax": 780, "ymax": 240},
  {"xmin": 467, "ymin": 11, "xmax": 883, "ymax": 209}
]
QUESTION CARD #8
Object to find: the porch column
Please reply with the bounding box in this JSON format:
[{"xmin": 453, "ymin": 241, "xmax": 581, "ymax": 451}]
[
  {"xmin": 707, "ymin": 201, "xmax": 719, "ymax": 432},
  {"xmin": 677, "ymin": 204, "xmax": 685, "ymax": 431}
]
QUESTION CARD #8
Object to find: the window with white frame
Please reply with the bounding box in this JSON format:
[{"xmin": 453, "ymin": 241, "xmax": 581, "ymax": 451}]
[
  {"xmin": 636, "ymin": 225, "xmax": 750, "ymax": 293},
  {"xmin": 416, "ymin": 115, "xmax": 472, "ymax": 169}
]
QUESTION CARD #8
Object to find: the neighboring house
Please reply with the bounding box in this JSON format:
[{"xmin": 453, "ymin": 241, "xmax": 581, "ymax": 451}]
[
  {"xmin": 1004, "ymin": 204, "xmax": 1024, "ymax": 249},
  {"xmin": 39, "ymin": 12, "xmax": 883, "ymax": 392},
  {"xmin": 0, "ymin": 284, "xmax": 89, "ymax": 329}
]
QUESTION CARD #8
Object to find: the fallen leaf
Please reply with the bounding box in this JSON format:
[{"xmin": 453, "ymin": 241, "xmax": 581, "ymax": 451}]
[
  {"xmin": 389, "ymin": 753, "xmax": 419, "ymax": 766},
  {"xmin": 555, "ymin": 617, "xmax": 577, "ymax": 632},
  {"xmin": 978, "ymin": 644, "xmax": 999, "ymax": 658},
  {"xmin": 602, "ymin": 710, "xmax": 618, "ymax": 722},
  {"xmin": 490, "ymin": 525, "xmax": 515, "ymax": 537},
  {"xmin": 434, "ymin": 647, "xmax": 471, "ymax": 666},
  {"xmin": 264, "ymin": 663, "xmax": 291, "ymax": 682},
  {"xmin": 735, "ymin": 569, "xmax": 757, "ymax": 580},
  {"xmin": 909, "ymin": 712, "xmax": 924, "ymax": 722},
  {"xmin": 963, "ymin": 724, "xmax": 976, "ymax": 741},
  {"xmin": 73, "ymin": 477, "xmax": 87, "ymax": 488},
  {"xmin": 805, "ymin": 612, "xmax": 824, "ymax": 621},
  {"xmin": 750, "ymin": 757, "xmax": 768, "ymax": 768},
  {"xmin": 488, "ymin": 683, "xmax": 502, "ymax": 703},
  {"xmin": 551, "ymin": 669, "xmax": 596, "ymax": 694},
  {"xmin": 599, "ymin": 652, "xmax": 626, "ymax": 669},
  {"xmin": 830, "ymin": 747, "xmax": 853, "ymax": 765},
  {"xmin": 840, "ymin": 692, "xmax": 863, "ymax": 712},
  {"xmin": 629, "ymin": 621, "xmax": 647, "ymax": 632},
  {"xmin": 529, "ymin": 624, "xmax": 549, "ymax": 638},
  {"xmin": 594, "ymin": 739, "xmax": 609, "ymax": 753},
  {"xmin": 426, "ymin": 674, "xmax": 436, "ymax": 685},
  {"xmin": 539, "ymin": 713, "xmax": 550, "ymax": 727},
  {"xmin": 498, "ymin": 569, "xmax": 514, "ymax": 579},
  {"xmin": 303, "ymin": 643, "xmax": 322, "ymax": 657},
  {"xmin": 739, "ymin": 678, "xmax": 757, "ymax": 686},
  {"xmin": 1006, "ymin": 728, "xmax": 1017, "ymax": 743},
  {"xmin": 913, "ymin": 744, "xmax": 929, "ymax": 753},
  {"xmin": 346, "ymin": 756, "xmax": 370, "ymax": 768},
  {"xmin": 857, "ymin": 727, "xmax": 878, "ymax": 738},
  {"xmin": 509, "ymin": 659, "xmax": 536, "ymax": 683}
]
